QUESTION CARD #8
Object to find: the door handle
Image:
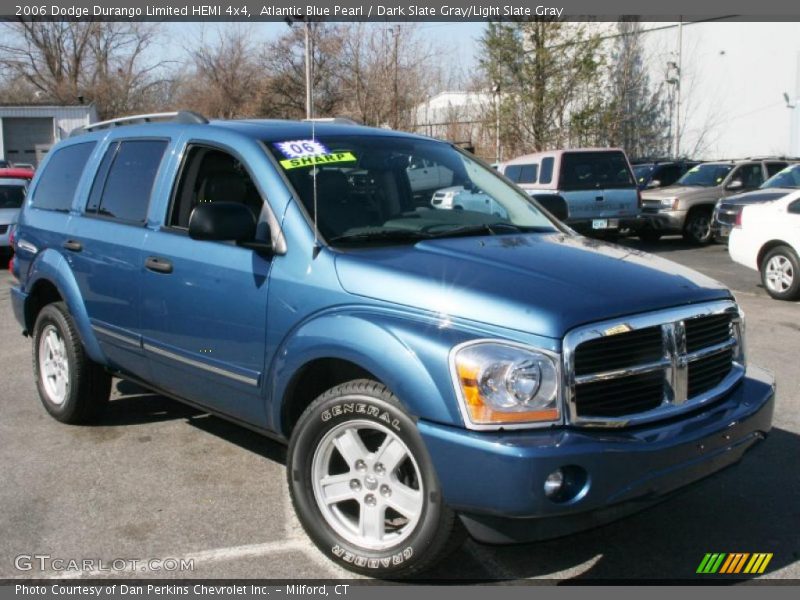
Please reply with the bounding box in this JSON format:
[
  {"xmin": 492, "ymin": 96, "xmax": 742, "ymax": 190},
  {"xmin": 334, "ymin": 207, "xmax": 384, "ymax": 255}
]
[
  {"xmin": 62, "ymin": 239, "xmax": 82, "ymax": 252},
  {"xmin": 145, "ymin": 256, "xmax": 173, "ymax": 274}
]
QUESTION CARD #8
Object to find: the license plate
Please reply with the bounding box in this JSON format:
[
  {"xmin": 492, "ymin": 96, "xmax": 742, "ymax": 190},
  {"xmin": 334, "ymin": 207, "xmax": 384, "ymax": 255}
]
[{"xmin": 592, "ymin": 219, "xmax": 608, "ymax": 229}]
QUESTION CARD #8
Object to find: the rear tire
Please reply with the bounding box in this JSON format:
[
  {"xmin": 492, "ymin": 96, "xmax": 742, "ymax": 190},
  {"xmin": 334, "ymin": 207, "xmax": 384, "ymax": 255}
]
[
  {"xmin": 32, "ymin": 302, "xmax": 111, "ymax": 424},
  {"xmin": 287, "ymin": 379, "xmax": 464, "ymax": 578},
  {"xmin": 761, "ymin": 246, "xmax": 800, "ymax": 301}
]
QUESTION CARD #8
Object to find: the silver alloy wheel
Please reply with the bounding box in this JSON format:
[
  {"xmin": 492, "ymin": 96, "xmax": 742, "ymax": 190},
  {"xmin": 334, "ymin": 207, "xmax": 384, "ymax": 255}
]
[
  {"xmin": 765, "ymin": 255, "xmax": 794, "ymax": 293},
  {"xmin": 311, "ymin": 419, "xmax": 424, "ymax": 551},
  {"xmin": 38, "ymin": 324, "xmax": 69, "ymax": 405},
  {"xmin": 688, "ymin": 214, "xmax": 711, "ymax": 241}
]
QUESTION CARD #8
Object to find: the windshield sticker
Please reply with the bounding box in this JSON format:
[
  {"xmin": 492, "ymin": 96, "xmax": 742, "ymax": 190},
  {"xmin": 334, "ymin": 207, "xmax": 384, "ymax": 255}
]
[
  {"xmin": 274, "ymin": 140, "xmax": 330, "ymax": 159},
  {"xmin": 279, "ymin": 152, "xmax": 357, "ymax": 170},
  {"xmin": 689, "ymin": 167, "xmax": 700, "ymax": 173}
]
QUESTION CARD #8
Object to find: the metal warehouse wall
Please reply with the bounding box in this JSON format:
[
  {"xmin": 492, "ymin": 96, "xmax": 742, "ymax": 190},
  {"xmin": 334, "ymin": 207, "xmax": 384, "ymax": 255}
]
[{"xmin": 0, "ymin": 105, "xmax": 98, "ymax": 163}]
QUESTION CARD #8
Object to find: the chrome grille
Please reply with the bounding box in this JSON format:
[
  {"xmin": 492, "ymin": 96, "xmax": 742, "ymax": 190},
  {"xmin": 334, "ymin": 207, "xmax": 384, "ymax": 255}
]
[{"xmin": 565, "ymin": 301, "xmax": 744, "ymax": 426}]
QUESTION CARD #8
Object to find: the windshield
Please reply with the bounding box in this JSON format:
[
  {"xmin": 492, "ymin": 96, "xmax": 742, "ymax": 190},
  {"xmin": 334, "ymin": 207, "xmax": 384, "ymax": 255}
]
[
  {"xmin": 0, "ymin": 185, "xmax": 25, "ymax": 209},
  {"xmin": 761, "ymin": 164, "xmax": 800, "ymax": 189},
  {"xmin": 633, "ymin": 164, "xmax": 654, "ymax": 184},
  {"xmin": 558, "ymin": 151, "xmax": 635, "ymax": 190},
  {"xmin": 267, "ymin": 135, "xmax": 559, "ymax": 246},
  {"xmin": 677, "ymin": 163, "xmax": 733, "ymax": 187}
]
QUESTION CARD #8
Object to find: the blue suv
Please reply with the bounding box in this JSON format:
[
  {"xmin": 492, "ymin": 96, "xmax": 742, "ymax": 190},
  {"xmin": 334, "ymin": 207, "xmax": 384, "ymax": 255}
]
[{"xmin": 8, "ymin": 113, "xmax": 775, "ymax": 577}]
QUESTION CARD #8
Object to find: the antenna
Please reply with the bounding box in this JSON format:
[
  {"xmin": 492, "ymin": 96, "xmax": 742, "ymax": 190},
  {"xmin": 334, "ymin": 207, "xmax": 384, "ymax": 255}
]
[{"xmin": 307, "ymin": 19, "xmax": 320, "ymax": 257}]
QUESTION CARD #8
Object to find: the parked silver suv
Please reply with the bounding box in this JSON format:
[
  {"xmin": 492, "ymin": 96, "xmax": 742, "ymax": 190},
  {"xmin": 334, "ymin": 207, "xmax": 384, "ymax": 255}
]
[{"xmin": 639, "ymin": 158, "xmax": 790, "ymax": 244}]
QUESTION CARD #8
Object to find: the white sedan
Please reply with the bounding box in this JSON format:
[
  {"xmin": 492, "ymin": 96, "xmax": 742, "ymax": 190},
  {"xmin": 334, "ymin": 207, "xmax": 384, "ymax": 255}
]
[{"xmin": 729, "ymin": 189, "xmax": 800, "ymax": 300}]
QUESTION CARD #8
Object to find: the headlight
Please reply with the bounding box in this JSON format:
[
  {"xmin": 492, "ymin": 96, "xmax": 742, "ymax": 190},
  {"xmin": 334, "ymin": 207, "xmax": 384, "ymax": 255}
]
[
  {"xmin": 451, "ymin": 341, "xmax": 561, "ymax": 428},
  {"xmin": 660, "ymin": 197, "xmax": 677, "ymax": 209}
]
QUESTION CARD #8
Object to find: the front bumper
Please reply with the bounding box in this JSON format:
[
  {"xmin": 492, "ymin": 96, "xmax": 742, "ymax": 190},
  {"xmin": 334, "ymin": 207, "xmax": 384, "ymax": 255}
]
[
  {"xmin": 567, "ymin": 217, "xmax": 640, "ymax": 233},
  {"xmin": 10, "ymin": 284, "xmax": 28, "ymax": 332},
  {"xmin": 418, "ymin": 365, "xmax": 774, "ymax": 543},
  {"xmin": 640, "ymin": 208, "xmax": 687, "ymax": 233}
]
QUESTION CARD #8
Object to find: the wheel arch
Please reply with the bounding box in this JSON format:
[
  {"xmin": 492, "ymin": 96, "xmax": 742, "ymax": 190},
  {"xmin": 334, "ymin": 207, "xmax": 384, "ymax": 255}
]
[
  {"xmin": 24, "ymin": 249, "xmax": 104, "ymax": 363},
  {"xmin": 757, "ymin": 239, "xmax": 795, "ymax": 270},
  {"xmin": 270, "ymin": 311, "xmax": 465, "ymax": 438}
]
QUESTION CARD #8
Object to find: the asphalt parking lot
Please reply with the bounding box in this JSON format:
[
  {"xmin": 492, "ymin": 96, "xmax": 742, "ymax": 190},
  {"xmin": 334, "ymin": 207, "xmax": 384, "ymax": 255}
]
[{"xmin": 1, "ymin": 237, "xmax": 798, "ymax": 581}]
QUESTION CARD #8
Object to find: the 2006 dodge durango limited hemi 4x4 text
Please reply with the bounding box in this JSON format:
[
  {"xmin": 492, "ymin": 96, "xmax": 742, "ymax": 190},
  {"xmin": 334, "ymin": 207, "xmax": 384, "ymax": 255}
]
[{"xmin": 8, "ymin": 112, "xmax": 775, "ymax": 577}]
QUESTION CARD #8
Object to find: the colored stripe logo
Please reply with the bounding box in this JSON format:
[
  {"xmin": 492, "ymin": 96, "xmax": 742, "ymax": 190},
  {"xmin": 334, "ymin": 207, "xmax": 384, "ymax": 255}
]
[{"xmin": 697, "ymin": 553, "xmax": 773, "ymax": 574}]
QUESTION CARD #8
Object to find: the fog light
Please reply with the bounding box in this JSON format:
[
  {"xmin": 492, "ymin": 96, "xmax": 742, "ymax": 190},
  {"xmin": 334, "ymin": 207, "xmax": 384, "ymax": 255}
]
[
  {"xmin": 544, "ymin": 469, "xmax": 565, "ymax": 498},
  {"xmin": 543, "ymin": 465, "xmax": 589, "ymax": 503}
]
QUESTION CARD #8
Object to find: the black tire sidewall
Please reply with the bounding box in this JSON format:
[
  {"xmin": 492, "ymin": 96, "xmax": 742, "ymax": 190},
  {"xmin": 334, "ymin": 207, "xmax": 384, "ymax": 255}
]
[
  {"xmin": 32, "ymin": 303, "xmax": 82, "ymax": 421},
  {"xmin": 684, "ymin": 210, "xmax": 713, "ymax": 244},
  {"xmin": 761, "ymin": 246, "xmax": 800, "ymax": 300},
  {"xmin": 288, "ymin": 388, "xmax": 445, "ymax": 576}
]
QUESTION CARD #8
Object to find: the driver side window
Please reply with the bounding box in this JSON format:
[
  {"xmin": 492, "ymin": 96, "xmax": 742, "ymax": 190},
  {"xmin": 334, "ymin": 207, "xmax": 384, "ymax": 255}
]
[{"xmin": 169, "ymin": 145, "xmax": 264, "ymax": 230}]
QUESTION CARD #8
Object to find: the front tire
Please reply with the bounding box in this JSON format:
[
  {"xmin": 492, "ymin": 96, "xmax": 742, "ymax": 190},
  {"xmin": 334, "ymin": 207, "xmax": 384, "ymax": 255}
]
[
  {"xmin": 683, "ymin": 208, "xmax": 713, "ymax": 244},
  {"xmin": 761, "ymin": 246, "xmax": 800, "ymax": 300},
  {"xmin": 32, "ymin": 302, "xmax": 111, "ymax": 424},
  {"xmin": 287, "ymin": 379, "xmax": 463, "ymax": 577}
]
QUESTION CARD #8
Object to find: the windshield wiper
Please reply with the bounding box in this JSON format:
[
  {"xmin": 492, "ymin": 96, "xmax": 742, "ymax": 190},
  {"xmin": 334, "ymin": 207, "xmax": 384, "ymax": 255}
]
[
  {"xmin": 328, "ymin": 229, "xmax": 436, "ymax": 244},
  {"xmin": 428, "ymin": 223, "xmax": 530, "ymax": 238}
]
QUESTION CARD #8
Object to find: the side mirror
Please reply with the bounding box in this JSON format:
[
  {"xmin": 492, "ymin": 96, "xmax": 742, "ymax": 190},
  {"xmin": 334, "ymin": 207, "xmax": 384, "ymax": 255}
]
[
  {"xmin": 646, "ymin": 179, "xmax": 661, "ymax": 189},
  {"xmin": 726, "ymin": 180, "xmax": 743, "ymax": 191},
  {"xmin": 188, "ymin": 202, "xmax": 272, "ymax": 254},
  {"xmin": 532, "ymin": 194, "xmax": 569, "ymax": 221}
]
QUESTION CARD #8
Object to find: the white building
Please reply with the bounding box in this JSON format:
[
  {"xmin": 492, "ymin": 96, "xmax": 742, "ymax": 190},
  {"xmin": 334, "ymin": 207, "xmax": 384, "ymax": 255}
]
[
  {"xmin": 411, "ymin": 91, "xmax": 493, "ymax": 153},
  {"xmin": 641, "ymin": 21, "xmax": 800, "ymax": 159},
  {"xmin": 0, "ymin": 104, "xmax": 97, "ymax": 166}
]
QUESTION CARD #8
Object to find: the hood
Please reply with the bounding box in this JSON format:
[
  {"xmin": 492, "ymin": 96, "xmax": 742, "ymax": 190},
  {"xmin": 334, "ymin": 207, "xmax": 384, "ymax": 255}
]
[
  {"xmin": 719, "ymin": 188, "xmax": 793, "ymax": 207},
  {"xmin": 642, "ymin": 185, "xmax": 720, "ymax": 202},
  {"xmin": 0, "ymin": 208, "xmax": 20, "ymax": 225},
  {"xmin": 334, "ymin": 234, "xmax": 730, "ymax": 340}
]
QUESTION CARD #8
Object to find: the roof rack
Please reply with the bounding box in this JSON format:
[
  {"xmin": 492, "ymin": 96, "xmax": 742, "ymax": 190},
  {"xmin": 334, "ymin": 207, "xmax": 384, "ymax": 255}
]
[
  {"xmin": 301, "ymin": 117, "xmax": 360, "ymax": 125},
  {"xmin": 70, "ymin": 110, "xmax": 208, "ymax": 137}
]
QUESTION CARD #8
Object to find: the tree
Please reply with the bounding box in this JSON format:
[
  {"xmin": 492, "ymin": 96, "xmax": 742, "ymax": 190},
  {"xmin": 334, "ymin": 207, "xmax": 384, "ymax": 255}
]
[
  {"xmin": 479, "ymin": 19, "xmax": 604, "ymax": 156},
  {"xmin": 180, "ymin": 27, "xmax": 262, "ymax": 119},
  {"xmin": 259, "ymin": 23, "xmax": 347, "ymax": 120},
  {"xmin": 0, "ymin": 21, "xmax": 169, "ymax": 119},
  {"xmin": 337, "ymin": 23, "xmax": 440, "ymax": 129},
  {"xmin": 599, "ymin": 20, "xmax": 670, "ymax": 159}
]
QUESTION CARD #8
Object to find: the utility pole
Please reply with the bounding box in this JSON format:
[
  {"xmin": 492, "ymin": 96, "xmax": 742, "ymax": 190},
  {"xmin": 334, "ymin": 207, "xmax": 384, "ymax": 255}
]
[
  {"xmin": 785, "ymin": 52, "xmax": 800, "ymax": 156},
  {"xmin": 492, "ymin": 83, "xmax": 501, "ymax": 163},
  {"xmin": 285, "ymin": 15, "xmax": 313, "ymax": 119},
  {"xmin": 674, "ymin": 18, "xmax": 683, "ymax": 157},
  {"xmin": 390, "ymin": 25, "xmax": 400, "ymax": 129},
  {"xmin": 304, "ymin": 21, "xmax": 313, "ymax": 120}
]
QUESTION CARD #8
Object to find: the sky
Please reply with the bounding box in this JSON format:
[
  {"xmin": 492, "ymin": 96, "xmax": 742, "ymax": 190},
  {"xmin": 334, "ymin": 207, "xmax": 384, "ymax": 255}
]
[{"xmin": 164, "ymin": 20, "xmax": 800, "ymax": 160}]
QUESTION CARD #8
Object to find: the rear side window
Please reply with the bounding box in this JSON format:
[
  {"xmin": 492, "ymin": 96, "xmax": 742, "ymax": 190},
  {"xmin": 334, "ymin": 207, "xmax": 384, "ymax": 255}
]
[
  {"xmin": 87, "ymin": 140, "xmax": 168, "ymax": 223},
  {"xmin": 539, "ymin": 157, "xmax": 554, "ymax": 184},
  {"xmin": 31, "ymin": 142, "xmax": 96, "ymax": 211},
  {"xmin": 506, "ymin": 164, "xmax": 538, "ymax": 184},
  {"xmin": 766, "ymin": 162, "xmax": 787, "ymax": 177},
  {"xmin": 559, "ymin": 151, "xmax": 635, "ymax": 190},
  {"xmin": 0, "ymin": 184, "xmax": 26, "ymax": 209}
]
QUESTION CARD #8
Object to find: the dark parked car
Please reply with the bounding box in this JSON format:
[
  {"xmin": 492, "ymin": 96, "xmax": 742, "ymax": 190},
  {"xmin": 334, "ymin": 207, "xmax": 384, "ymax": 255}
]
[
  {"xmin": 632, "ymin": 160, "xmax": 699, "ymax": 190},
  {"xmin": 712, "ymin": 163, "xmax": 800, "ymax": 241}
]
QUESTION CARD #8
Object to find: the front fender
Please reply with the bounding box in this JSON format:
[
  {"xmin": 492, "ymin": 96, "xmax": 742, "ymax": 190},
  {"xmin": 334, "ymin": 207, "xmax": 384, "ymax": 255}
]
[
  {"xmin": 268, "ymin": 308, "xmax": 475, "ymax": 434},
  {"xmin": 26, "ymin": 248, "xmax": 105, "ymax": 364}
]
